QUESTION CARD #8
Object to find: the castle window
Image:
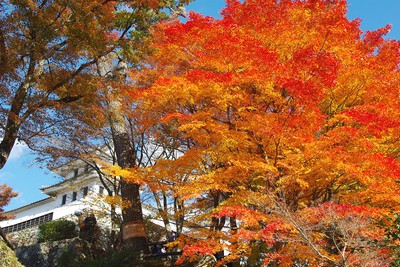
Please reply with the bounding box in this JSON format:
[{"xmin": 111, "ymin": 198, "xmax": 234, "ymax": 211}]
[
  {"xmin": 61, "ymin": 194, "xmax": 67, "ymax": 205},
  {"xmin": 74, "ymin": 169, "xmax": 79, "ymax": 177},
  {"xmin": 3, "ymin": 213, "xmax": 53, "ymax": 234},
  {"xmin": 72, "ymin": 191, "xmax": 77, "ymax": 201},
  {"xmin": 99, "ymin": 186, "xmax": 104, "ymax": 195}
]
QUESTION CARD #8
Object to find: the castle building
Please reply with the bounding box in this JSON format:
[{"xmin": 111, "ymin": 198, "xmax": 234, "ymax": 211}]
[{"xmin": 0, "ymin": 160, "xmax": 112, "ymax": 237}]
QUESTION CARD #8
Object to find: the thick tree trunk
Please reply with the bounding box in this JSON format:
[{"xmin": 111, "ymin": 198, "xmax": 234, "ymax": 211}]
[
  {"xmin": 0, "ymin": 29, "xmax": 7, "ymax": 75},
  {"xmin": 0, "ymin": 73, "xmax": 32, "ymax": 169},
  {"xmin": 0, "ymin": 40, "xmax": 40, "ymax": 170},
  {"xmin": 0, "ymin": 133, "xmax": 17, "ymax": 170},
  {"xmin": 101, "ymin": 58, "xmax": 149, "ymax": 253},
  {"xmin": 112, "ymin": 130, "xmax": 149, "ymax": 253},
  {"xmin": 0, "ymin": 94, "xmax": 28, "ymax": 169}
]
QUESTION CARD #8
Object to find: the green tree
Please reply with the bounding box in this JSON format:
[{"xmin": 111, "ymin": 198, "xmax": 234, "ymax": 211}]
[
  {"xmin": 38, "ymin": 219, "xmax": 77, "ymax": 242},
  {"xmin": 0, "ymin": 240, "xmax": 22, "ymax": 267}
]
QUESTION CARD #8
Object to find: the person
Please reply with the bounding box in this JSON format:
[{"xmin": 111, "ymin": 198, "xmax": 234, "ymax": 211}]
[
  {"xmin": 79, "ymin": 213, "xmax": 99, "ymax": 243},
  {"xmin": 84, "ymin": 213, "xmax": 97, "ymax": 228}
]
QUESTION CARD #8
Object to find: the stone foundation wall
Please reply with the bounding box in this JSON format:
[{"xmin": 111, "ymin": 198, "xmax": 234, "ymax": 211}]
[
  {"xmin": 16, "ymin": 237, "xmax": 97, "ymax": 267},
  {"xmin": 7, "ymin": 215, "xmax": 117, "ymax": 267},
  {"xmin": 7, "ymin": 227, "xmax": 39, "ymax": 247},
  {"xmin": 6, "ymin": 214, "xmax": 116, "ymax": 246}
]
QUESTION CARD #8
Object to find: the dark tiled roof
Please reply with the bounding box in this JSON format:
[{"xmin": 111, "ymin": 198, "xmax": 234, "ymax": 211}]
[
  {"xmin": 41, "ymin": 169, "xmax": 93, "ymax": 191},
  {"xmin": 40, "ymin": 178, "xmax": 72, "ymax": 191}
]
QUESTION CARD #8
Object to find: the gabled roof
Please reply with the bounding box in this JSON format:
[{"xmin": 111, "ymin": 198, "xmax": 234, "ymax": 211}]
[
  {"xmin": 49, "ymin": 158, "xmax": 88, "ymax": 178},
  {"xmin": 49, "ymin": 147, "xmax": 113, "ymax": 178},
  {"xmin": 40, "ymin": 169, "xmax": 98, "ymax": 196}
]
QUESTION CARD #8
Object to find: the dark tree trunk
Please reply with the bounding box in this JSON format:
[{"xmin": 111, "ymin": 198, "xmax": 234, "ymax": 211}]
[
  {"xmin": 0, "ymin": 29, "xmax": 7, "ymax": 75},
  {"xmin": 110, "ymin": 106, "xmax": 150, "ymax": 254},
  {"xmin": 0, "ymin": 133, "xmax": 17, "ymax": 170},
  {"xmin": 0, "ymin": 67, "xmax": 32, "ymax": 169},
  {"xmin": 103, "ymin": 59, "xmax": 149, "ymax": 253},
  {"xmin": 97, "ymin": 58, "xmax": 149, "ymax": 253}
]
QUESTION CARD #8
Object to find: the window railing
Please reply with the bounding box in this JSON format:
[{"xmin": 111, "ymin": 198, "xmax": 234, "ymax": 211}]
[{"xmin": 2, "ymin": 212, "xmax": 53, "ymax": 234}]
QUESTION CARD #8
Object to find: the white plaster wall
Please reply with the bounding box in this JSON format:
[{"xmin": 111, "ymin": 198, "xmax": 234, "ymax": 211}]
[
  {"xmin": 0, "ymin": 202, "xmax": 54, "ymax": 227},
  {"xmin": 0, "ymin": 171, "xmax": 163, "ymax": 233},
  {"xmin": 0, "ymin": 181, "xmax": 100, "ymax": 228}
]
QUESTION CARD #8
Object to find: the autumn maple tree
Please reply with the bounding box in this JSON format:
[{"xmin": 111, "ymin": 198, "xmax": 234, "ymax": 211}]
[
  {"xmin": 0, "ymin": 0, "xmax": 115, "ymax": 169},
  {"xmin": 131, "ymin": 0, "xmax": 400, "ymax": 265},
  {"xmin": 0, "ymin": 184, "xmax": 17, "ymax": 222},
  {"xmin": 0, "ymin": 184, "xmax": 17, "ymax": 249}
]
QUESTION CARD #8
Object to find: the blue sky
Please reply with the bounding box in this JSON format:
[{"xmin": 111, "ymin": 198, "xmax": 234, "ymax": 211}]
[
  {"xmin": 2, "ymin": 0, "xmax": 400, "ymax": 211},
  {"xmin": 187, "ymin": 0, "xmax": 400, "ymax": 40}
]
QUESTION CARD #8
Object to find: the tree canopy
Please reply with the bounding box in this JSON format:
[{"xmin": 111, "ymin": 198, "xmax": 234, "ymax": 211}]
[
  {"xmin": 0, "ymin": 184, "xmax": 16, "ymax": 221},
  {"xmin": 0, "ymin": 0, "xmax": 190, "ymax": 169},
  {"xmin": 131, "ymin": 0, "xmax": 400, "ymax": 265},
  {"xmin": 2, "ymin": 0, "xmax": 400, "ymax": 265}
]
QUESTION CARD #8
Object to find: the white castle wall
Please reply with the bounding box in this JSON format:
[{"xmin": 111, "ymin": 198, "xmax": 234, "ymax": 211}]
[
  {"xmin": 0, "ymin": 161, "xmax": 168, "ymax": 245},
  {"xmin": 0, "ymin": 179, "xmax": 101, "ymax": 229}
]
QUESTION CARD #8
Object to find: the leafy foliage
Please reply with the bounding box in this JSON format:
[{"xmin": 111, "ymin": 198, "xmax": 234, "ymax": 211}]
[
  {"xmin": 6, "ymin": 0, "xmax": 399, "ymax": 265},
  {"xmin": 0, "ymin": 240, "xmax": 23, "ymax": 267},
  {"xmin": 0, "ymin": 184, "xmax": 17, "ymax": 221},
  {"xmin": 71, "ymin": 248, "xmax": 188, "ymax": 267},
  {"xmin": 384, "ymin": 214, "xmax": 400, "ymax": 267},
  {"xmin": 38, "ymin": 219, "xmax": 77, "ymax": 242},
  {"xmin": 0, "ymin": 0, "xmax": 192, "ymax": 170},
  {"xmin": 131, "ymin": 0, "xmax": 400, "ymax": 265}
]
